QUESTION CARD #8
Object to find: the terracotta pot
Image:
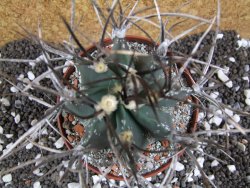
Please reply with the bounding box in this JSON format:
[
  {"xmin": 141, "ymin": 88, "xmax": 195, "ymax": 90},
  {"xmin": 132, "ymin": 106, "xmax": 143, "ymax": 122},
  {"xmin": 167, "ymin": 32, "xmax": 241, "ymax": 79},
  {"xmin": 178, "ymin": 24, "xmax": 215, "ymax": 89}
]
[{"xmin": 57, "ymin": 35, "xmax": 199, "ymax": 180}]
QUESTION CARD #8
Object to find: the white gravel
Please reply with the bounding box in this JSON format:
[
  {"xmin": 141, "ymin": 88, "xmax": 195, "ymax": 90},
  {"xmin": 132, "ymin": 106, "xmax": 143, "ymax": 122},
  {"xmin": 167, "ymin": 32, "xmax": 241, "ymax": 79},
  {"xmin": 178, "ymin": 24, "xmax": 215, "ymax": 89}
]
[
  {"xmin": 14, "ymin": 114, "xmax": 21, "ymax": 124},
  {"xmin": 54, "ymin": 137, "xmax": 64, "ymax": 149},
  {"xmin": 26, "ymin": 143, "xmax": 33, "ymax": 150},
  {"xmin": 210, "ymin": 114, "xmax": 223, "ymax": 126},
  {"xmin": 225, "ymin": 108, "xmax": 234, "ymax": 116},
  {"xmin": 208, "ymin": 174, "xmax": 215, "ymax": 181},
  {"xmin": 237, "ymin": 38, "xmax": 250, "ymax": 48},
  {"xmin": 244, "ymin": 89, "xmax": 250, "ymax": 98},
  {"xmin": 237, "ymin": 142, "xmax": 246, "ymax": 152},
  {"xmin": 27, "ymin": 71, "xmax": 35, "ymax": 80},
  {"xmin": 232, "ymin": 114, "xmax": 241, "ymax": 123},
  {"xmin": 68, "ymin": 183, "xmax": 81, "ymax": 188},
  {"xmin": 10, "ymin": 86, "xmax": 18, "ymax": 93},
  {"xmin": 245, "ymin": 98, "xmax": 250, "ymax": 106},
  {"xmin": 11, "ymin": 112, "xmax": 16, "ymax": 117},
  {"xmin": 5, "ymin": 134, "xmax": 13, "ymax": 138},
  {"xmin": 0, "ymin": 126, "xmax": 3, "ymax": 134},
  {"xmin": 31, "ymin": 119, "xmax": 38, "ymax": 126},
  {"xmin": 217, "ymin": 70, "xmax": 233, "ymax": 88},
  {"xmin": 92, "ymin": 175, "xmax": 100, "ymax": 185},
  {"xmin": 2, "ymin": 174, "xmax": 12, "ymax": 183},
  {"xmin": 229, "ymin": 57, "xmax": 236, "ymax": 62},
  {"xmin": 174, "ymin": 161, "xmax": 185, "ymax": 172},
  {"xmin": 0, "ymin": 98, "xmax": 10, "ymax": 106},
  {"xmin": 216, "ymin": 33, "xmax": 224, "ymax": 39},
  {"xmin": 33, "ymin": 181, "xmax": 41, "ymax": 188},
  {"xmin": 227, "ymin": 165, "xmax": 236, "ymax": 173},
  {"xmin": 93, "ymin": 183, "xmax": 102, "ymax": 188},
  {"xmin": 211, "ymin": 160, "xmax": 219, "ymax": 167}
]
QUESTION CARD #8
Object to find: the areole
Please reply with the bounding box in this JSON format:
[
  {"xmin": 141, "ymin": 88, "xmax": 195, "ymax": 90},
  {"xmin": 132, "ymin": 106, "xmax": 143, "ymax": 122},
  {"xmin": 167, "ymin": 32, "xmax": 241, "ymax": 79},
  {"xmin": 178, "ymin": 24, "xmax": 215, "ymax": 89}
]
[{"xmin": 57, "ymin": 35, "xmax": 199, "ymax": 180}]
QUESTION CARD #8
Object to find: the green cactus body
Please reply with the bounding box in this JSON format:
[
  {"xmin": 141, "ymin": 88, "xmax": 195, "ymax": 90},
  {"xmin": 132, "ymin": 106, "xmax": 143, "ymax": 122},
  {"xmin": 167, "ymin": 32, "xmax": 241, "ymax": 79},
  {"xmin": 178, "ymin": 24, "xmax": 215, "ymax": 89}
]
[{"xmin": 64, "ymin": 37, "xmax": 191, "ymax": 150}]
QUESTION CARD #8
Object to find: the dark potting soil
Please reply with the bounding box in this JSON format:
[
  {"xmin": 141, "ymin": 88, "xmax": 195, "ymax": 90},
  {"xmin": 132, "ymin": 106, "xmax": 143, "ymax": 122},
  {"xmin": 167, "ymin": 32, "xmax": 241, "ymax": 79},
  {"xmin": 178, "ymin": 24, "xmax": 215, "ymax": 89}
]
[{"xmin": 0, "ymin": 31, "xmax": 249, "ymax": 187}]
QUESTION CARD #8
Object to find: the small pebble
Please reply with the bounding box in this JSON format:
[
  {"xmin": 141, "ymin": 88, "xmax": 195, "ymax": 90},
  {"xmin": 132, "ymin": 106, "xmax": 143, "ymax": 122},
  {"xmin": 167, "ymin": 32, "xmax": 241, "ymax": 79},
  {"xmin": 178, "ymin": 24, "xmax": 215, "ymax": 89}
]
[
  {"xmin": 54, "ymin": 137, "xmax": 64, "ymax": 149},
  {"xmin": 0, "ymin": 144, "xmax": 3, "ymax": 151},
  {"xmin": 210, "ymin": 116, "xmax": 223, "ymax": 126},
  {"xmin": 208, "ymin": 174, "xmax": 215, "ymax": 181},
  {"xmin": 17, "ymin": 74, "xmax": 24, "ymax": 80},
  {"xmin": 242, "ymin": 76, "xmax": 249, "ymax": 82},
  {"xmin": 26, "ymin": 143, "xmax": 33, "ymax": 150},
  {"xmin": 31, "ymin": 119, "xmax": 38, "ymax": 126},
  {"xmin": 186, "ymin": 172, "xmax": 194, "ymax": 182},
  {"xmin": 197, "ymin": 157, "xmax": 205, "ymax": 168},
  {"xmin": 242, "ymin": 139, "xmax": 248, "ymax": 144},
  {"xmin": 174, "ymin": 161, "xmax": 185, "ymax": 172},
  {"xmin": 0, "ymin": 98, "xmax": 10, "ymax": 106},
  {"xmin": 225, "ymin": 108, "xmax": 234, "ymax": 116},
  {"xmin": 93, "ymin": 183, "xmax": 102, "ymax": 188},
  {"xmin": 171, "ymin": 177, "xmax": 178, "ymax": 183},
  {"xmin": 10, "ymin": 86, "xmax": 18, "ymax": 93},
  {"xmin": 14, "ymin": 100, "xmax": 22, "ymax": 109},
  {"xmin": 210, "ymin": 91, "xmax": 219, "ymax": 99},
  {"xmin": 5, "ymin": 134, "xmax": 13, "ymax": 138},
  {"xmin": 246, "ymin": 175, "xmax": 250, "ymax": 183},
  {"xmin": 41, "ymin": 128, "xmax": 48, "ymax": 135},
  {"xmin": 245, "ymin": 98, "xmax": 250, "ymax": 106},
  {"xmin": 237, "ymin": 38, "xmax": 250, "ymax": 48},
  {"xmin": 92, "ymin": 175, "xmax": 100, "ymax": 184},
  {"xmin": 27, "ymin": 71, "xmax": 35, "ymax": 80},
  {"xmin": 237, "ymin": 142, "xmax": 246, "ymax": 152},
  {"xmin": 216, "ymin": 33, "xmax": 224, "ymax": 39},
  {"xmin": 194, "ymin": 168, "xmax": 201, "ymax": 177},
  {"xmin": 244, "ymin": 89, "xmax": 250, "ymax": 98},
  {"xmin": 33, "ymin": 181, "xmax": 41, "ymax": 188},
  {"xmin": 29, "ymin": 61, "xmax": 36, "ymax": 68},
  {"xmin": 244, "ymin": 65, "xmax": 249, "ymax": 72},
  {"xmin": 229, "ymin": 57, "xmax": 236, "ymax": 62},
  {"xmin": 211, "ymin": 160, "xmax": 219, "ymax": 167},
  {"xmin": 67, "ymin": 183, "xmax": 81, "ymax": 188},
  {"xmin": 0, "ymin": 126, "xmax": 3, "ymax": 134},
  {"xmin": 232, "ymin": 114, "xmax": 240, "ymax": 123},
  {"xmin": 217, "ymin": 70, "xmax": 232, "ymax": 88},
  {"xmin": 11, "ymin": 112, "xmax": 16, "ymax": 117},
  {"xmin": 227, "ymin": 165, "xmax": 236, "ymax": 173},
  {"xmin": 14, "ymin": 114, "xmax": 21, "ymax": 124},
  {"xmin": 62, "ymin": 160, "xmax": 69, "ymax": 168},
  {"xmin": 6, "ymin": 142, "xmax": 13, "ymax": 149},
  {"xmin": 33, "ymin": 169, "xmax": 43, "ymax": 176},
  {"xmin": 2, "ymin": 174, "xmax": 12, "ymax": 183},
  {"xmin": 198, "ymin": 112, "xmax": 205, "ymax": 121}
]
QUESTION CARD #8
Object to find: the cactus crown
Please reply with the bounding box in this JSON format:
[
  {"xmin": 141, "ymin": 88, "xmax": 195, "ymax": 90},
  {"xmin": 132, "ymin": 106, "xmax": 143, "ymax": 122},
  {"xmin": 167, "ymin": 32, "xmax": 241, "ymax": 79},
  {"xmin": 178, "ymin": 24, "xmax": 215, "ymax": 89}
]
[{"xmin": 63, "ymin": 36, "xmax": 192, "ymax": 150}]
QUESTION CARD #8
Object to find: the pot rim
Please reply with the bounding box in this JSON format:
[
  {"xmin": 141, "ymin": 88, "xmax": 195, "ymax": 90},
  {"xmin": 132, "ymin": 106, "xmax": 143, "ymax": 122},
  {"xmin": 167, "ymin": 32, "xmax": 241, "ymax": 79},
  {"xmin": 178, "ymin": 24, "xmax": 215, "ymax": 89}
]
[{"xmin": 57, "ymin": 35, "xmax": 199, "ymax": 180}]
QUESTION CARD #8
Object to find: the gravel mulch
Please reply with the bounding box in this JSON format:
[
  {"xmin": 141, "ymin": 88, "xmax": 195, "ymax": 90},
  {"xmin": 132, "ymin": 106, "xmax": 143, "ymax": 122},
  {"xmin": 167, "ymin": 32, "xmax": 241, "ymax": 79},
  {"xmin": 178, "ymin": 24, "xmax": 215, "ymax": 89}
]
[{"xmin": 0, "ymin": 31, "xmax": 249, "ymax": 188}]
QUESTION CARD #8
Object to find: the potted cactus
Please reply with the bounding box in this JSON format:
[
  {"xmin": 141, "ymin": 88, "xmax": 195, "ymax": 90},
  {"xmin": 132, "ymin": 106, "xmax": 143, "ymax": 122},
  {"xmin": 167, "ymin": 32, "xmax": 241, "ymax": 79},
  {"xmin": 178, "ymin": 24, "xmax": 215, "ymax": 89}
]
[
  {"xmin": 58, "ymin": 35, "xmax": 199, "ymax": 180},
  {"xmin": 1, "ymin": 0, "xmax": 249, "ymax": 187}
]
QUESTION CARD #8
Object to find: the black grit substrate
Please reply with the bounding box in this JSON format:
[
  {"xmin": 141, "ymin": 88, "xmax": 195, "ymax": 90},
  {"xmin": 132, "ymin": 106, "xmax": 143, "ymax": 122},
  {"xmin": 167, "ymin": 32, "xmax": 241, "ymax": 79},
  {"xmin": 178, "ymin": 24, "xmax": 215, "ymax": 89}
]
[{"xmin": 0, "ymin": 31, "xmax": 249, "ymax": 188}]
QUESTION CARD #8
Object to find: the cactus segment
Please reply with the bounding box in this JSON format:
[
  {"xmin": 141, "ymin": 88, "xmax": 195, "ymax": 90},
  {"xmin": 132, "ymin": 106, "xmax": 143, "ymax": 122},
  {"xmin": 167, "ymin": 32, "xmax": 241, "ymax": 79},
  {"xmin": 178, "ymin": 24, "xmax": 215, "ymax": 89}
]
[
  {"xmin": 161, "ymin": 88, "xmax": 192, "ymax": 108},
  {"xmin": 130, "ymin": 104, "xmax": 173, "ymax": 139},
  {"xmin": 76, "ymin": 60, "xmax": 117, "ymax": 90},
  {"xmin": 80, "ymin": 117, "xmax": 110, "ymax": 149},
  {"xmin": 64, "ymin": 101, "xmax": 95, "ymax": 118},
  {"xmin": 115, "ymin": 105, "xmax": 146, "ymax": 147}
]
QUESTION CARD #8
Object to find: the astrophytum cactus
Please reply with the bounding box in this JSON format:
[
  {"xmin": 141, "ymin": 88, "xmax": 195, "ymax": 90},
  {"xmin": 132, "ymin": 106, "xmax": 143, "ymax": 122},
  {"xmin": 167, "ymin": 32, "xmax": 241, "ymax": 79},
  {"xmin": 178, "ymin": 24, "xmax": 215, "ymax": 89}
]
[{"xmin": 63, "ymin": 36, "xmax": 192, "ymax": 151}]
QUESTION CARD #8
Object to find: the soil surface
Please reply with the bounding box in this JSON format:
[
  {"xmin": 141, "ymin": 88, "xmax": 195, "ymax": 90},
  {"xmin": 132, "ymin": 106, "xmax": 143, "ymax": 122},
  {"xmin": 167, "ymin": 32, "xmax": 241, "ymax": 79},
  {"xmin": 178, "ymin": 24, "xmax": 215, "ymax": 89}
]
[{"xmin": 0, "ymin": 30, "xmax": 249, "ymax": 187}]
